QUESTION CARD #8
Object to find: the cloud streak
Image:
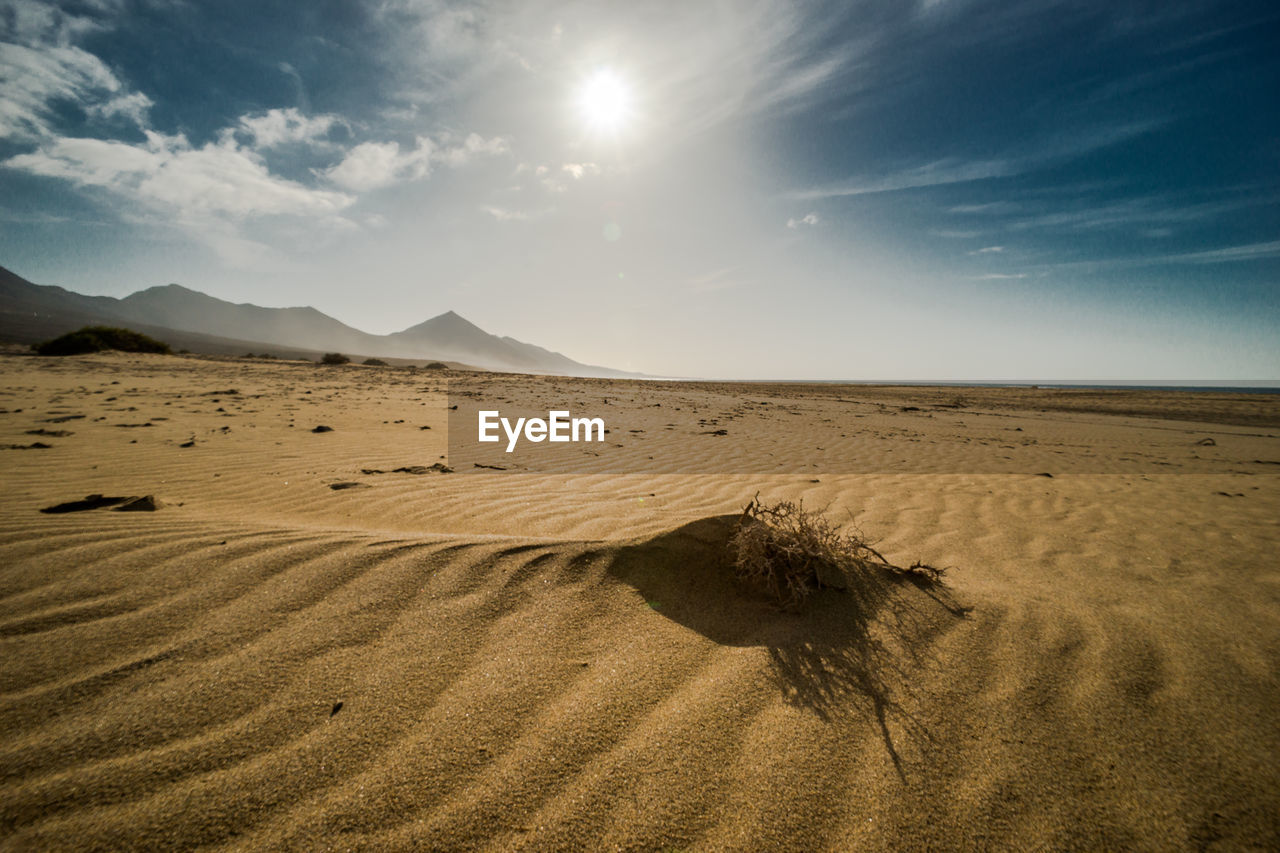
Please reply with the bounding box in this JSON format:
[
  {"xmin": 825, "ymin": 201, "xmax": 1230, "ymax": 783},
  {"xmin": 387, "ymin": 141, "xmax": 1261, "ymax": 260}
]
[{"xmin": 789, "ymin": 120, "xmax": 1162, "ymax": 201}]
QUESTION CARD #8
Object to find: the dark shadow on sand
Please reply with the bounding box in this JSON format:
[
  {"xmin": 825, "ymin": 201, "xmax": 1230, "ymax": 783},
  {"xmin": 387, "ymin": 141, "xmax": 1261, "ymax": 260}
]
[{"xmin": 607, "ymin": 515, "xmax": 969, "ymax": 779}]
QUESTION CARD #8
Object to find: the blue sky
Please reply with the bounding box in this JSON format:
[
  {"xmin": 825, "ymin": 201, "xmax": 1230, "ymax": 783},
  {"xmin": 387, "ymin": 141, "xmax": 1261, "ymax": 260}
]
[{"xmin": 1, "ymin": 0, "xmax": 1277, "ymax": 379}]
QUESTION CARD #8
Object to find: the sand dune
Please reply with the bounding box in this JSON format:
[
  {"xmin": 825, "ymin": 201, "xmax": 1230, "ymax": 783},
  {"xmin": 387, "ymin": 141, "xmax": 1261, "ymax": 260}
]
[{"xmin": 1, "ymin": 353, "xmax": 1278, "ymax": 849}]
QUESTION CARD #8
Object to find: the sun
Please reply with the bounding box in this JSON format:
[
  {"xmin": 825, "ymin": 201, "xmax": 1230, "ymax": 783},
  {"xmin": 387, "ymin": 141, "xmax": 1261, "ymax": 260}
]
[{"xmin": 577, "ymin": 68, "xmax": 631, "ymax": 134}]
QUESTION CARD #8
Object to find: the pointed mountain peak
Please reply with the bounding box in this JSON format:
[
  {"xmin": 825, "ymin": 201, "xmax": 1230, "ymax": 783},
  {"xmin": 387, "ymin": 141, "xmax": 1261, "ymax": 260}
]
[
  {"xmin": 429, "ymin": 309, "xmax": 473, "ymax": 325},
  {"xmin": 399, "ymin": 309, "xmax": 486, "ymax": 336},
  {"xmin": 125, "ymin": 282, "xmax": 200, "ymax": 299}
]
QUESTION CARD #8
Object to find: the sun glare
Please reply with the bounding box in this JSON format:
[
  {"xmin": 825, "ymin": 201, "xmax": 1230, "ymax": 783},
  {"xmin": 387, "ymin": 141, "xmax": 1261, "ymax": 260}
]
[{"xmin": 578, "ymin": 69, "xmax": 631, "ymax": 134}]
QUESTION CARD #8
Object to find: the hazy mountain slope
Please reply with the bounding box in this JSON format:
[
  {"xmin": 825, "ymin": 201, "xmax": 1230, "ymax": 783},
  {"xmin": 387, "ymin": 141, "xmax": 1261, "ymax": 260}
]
[
  {"xmin": 386, "ymin": 311, "xmax": 544, "ymax": 368},
  {"xmin": 0, "ymin": 266, "xmax": 133, "ymax": 340},
  {"xmin": 499, "ymin": 335, "xmax": 609, "ymax": 375},
  {"xmin": 0, "ymin": 265, "xmax": 633, "ymax": 376},
  {"xmin": 118, "ymin": 284, "xmax": 378, "ymax": 355}
]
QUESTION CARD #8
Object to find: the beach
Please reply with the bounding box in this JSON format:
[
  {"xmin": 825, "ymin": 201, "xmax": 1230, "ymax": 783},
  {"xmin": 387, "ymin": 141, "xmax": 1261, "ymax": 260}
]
[{"xmin": 2, "ymin": 352, "xmax": 1278, "ymax": 850}]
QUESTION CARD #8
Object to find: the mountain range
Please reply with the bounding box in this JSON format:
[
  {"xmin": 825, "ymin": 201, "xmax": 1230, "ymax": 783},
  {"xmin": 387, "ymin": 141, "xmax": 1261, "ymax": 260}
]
[{"xmin": 0, "ymin": 265, "xmax": 632, "ymax": 377}]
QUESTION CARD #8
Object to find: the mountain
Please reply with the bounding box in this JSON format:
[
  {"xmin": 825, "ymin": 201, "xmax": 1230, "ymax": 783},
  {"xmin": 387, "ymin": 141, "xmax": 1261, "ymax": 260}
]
[
  {"xmin": 118, "ymin": 284, "xmax": 377, "ymax": 356},
  {"xmin": 385, "ymin": 311, "xmax": 571, "ymax": 372},
  {"xmin": 0, "ymin": 265, "xmax": 634, "ymax": 377},
  {"xmin": 0, "ymin": 265, "xmax": 132, "ymax": 333}
]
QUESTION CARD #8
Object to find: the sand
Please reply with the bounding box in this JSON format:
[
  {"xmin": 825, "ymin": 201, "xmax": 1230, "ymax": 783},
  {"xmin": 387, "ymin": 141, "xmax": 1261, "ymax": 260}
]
[{"xmin": 1, "ymin": 352, "xmax": 1277, "ymax": 850}]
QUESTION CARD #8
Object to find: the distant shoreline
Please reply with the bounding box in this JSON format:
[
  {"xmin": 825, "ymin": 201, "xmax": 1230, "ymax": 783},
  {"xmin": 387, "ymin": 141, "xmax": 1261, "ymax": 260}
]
[{"xmin": 705, "ymin": 380, "xmax": 1280, "ymax": 394}]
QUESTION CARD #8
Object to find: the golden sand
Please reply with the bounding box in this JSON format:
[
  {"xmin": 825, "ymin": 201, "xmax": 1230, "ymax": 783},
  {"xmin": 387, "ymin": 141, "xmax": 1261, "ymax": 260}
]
[{"xmin": 1, "ymin": 353, "xmax": 1277, "ymax": 850}]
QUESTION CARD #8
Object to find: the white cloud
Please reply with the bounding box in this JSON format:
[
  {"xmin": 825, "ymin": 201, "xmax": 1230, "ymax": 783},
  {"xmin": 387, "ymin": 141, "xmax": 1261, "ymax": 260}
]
[
  {"xmin": 560, "ymin": 162, "xmax": 599, "ymax": 180},
  {"xmin": 321, "ymin": 132, "xmax": 507, "ymax": 192},
  {"xmin": 481, "ymin": 205, "xmax": 551, "ymax": 222},
  {"xmin": 968, "ymin": 245, "xmax": 1004, "ymax": 254},
  {"xmin": 2, "ymin": 0, "xmax": 111, "ymax": 45},
  {"xmin": 436, "ymin": 132, "xmax": 509, "ymax": 166},
  {"xmin": 5, "ymin": 130, "xmax": 354, "ymax": 219},
  {"xmin": 321, "ymin": 138, "xmax": 432, "ymax": 192},
  {"xmin": 86, "ymin": 90, "xmax": 152, "ymax": 126},
  {"xmin": 528, "ymin": 161, "xmax": 601, "ymax": 194},
  {"xmin": 967, "ymin": 273, "xmax": 1027, "ymax": 280},
  {"xmin": 237, "ymin": 107, "xmax": 339, "ymax": 149},
  {"xmin": 0, "ymin": 1, "xmax": 152, "ymax": 140},
  {"xmin": 786, "ymin": 212, "xmax": 820, "ymax": 229},
  {"xmin": 0, "ymin": 41, "xmax": 123, "ymax": 139}
]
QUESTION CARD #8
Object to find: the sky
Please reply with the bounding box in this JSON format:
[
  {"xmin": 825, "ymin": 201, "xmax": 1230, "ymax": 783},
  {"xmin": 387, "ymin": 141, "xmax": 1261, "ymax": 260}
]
[{"xmin": 1, "ymin": 0, "xmax": 1277, "ymax": 380}]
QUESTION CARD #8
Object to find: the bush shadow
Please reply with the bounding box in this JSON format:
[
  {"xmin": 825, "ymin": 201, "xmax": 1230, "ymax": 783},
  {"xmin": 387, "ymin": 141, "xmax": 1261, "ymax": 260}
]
[{"xmin": 607, "ymin": 515, "xmax": 969, "ymax": 779}]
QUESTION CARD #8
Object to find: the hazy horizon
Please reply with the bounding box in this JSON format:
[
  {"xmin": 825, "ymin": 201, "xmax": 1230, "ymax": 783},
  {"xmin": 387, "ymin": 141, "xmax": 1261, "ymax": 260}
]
[{"xmin": 2, "ymin": 1, "xmax": 1278, "ymax": 380}]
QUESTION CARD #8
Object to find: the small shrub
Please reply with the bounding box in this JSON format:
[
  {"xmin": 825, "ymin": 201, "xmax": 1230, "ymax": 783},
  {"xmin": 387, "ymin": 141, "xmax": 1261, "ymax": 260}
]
[
  {"xmin": 424, "ymin": 361, "xmax": 447, "ymax": 369},
  {"xmin": 35, "ymin": 326, "xmax": 171, "ymax": 356},
  {"xmin": 363, "ymin": 357, "xmax": 388, "ymax": 366},
  {"xmin": 729, "ymin": 496, "xmax": 943, "ymax": 609},
  {"xmin": 321, "ymin": 352, "xmax": 350, "ymax": 365}
]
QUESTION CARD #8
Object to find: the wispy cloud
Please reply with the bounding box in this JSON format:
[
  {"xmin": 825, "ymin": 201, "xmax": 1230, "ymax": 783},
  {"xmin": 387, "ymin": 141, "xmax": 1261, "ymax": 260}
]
[
  {"xmin": 786, "ymin": 212, "xmax": 819, "ymax": 229},
  {"xmin": 86, "ymin": 91, "xmax": 153, "ymax": 127},
  {"xmin": 481, "ymin": 204, "xmax": 552, "ymax": 222},
  {"xmin": 370, "ymin": 0, "xmax": 871, "ymax": 149},
  {"xmin": 0, "ymin": 0, "xmax": 144, "ymax": 140},
  {"xmin": 968, "ymin": 245, "xmax": 1004, "ymax": 255},
  {"xmin": 949, "ymin": 202, "xmax": 1019, "ymax": 214},
  {"xmin": 1005, "ymin": 195, "xmax": 1264, "ymax": 232},
  {"xmin": 789, "ymin": 156, "xmax": 1016, "ymax": 201},
  {"xmin": 1170, "ymin": 240, "xmax": 1280, "ymax": 264},
  {"xmin": 0, "ymin": 41, "xmax": 124, "ymax": 139},
  {"xmin": 687, "ymin": 266, "xmax": 741, "ymax": 293},
  {"xmin": 789, "ymin": 120, "xmax": 1161, "ymax": 201},
  {"xmin": 1034, "ymin": 240, "xmax": 1280, "ymax": 273}
]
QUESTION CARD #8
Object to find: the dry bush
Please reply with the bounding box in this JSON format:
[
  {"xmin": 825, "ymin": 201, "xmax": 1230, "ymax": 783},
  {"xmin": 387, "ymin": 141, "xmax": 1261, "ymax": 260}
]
[
  {"xmin": 729, "ymin": 495, "xmax": 944, "ymax": 609},
  {"xmin": 35, "ymin": 326, "xmax": 171, "ymax": 356}
]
